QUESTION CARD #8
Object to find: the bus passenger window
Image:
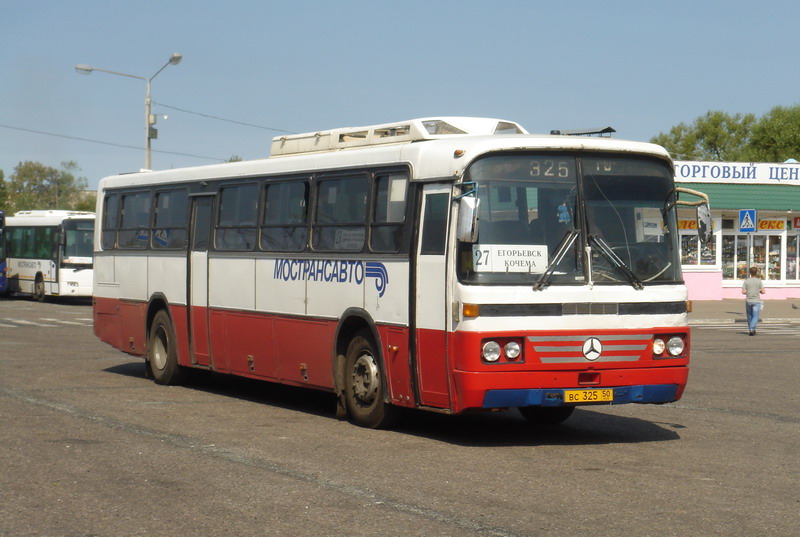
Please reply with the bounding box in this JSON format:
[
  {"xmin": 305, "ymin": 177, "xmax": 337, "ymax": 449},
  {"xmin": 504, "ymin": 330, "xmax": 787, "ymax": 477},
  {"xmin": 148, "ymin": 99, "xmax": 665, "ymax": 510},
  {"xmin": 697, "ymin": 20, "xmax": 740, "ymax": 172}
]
[
  {"xmin": 312, "ymin": 175, "xmax": 367, "ymax": 252},
  {"xmin": 216, "ymin": 184, "xmax": 259, "ymax": 251},
  {"xmin": 153, "ymin": 189, "xmax": 189, "ymax": 249},
  {"xmin": 261, "ymin": 181, "xmax": 309, "ymax": 252},
  {"xmin": 118, "ymin": 191, "xmax": 152, "ymax": 249},
  {"xmin": 102, "ymin": 194, "xmax": 120, "ymax": 250},
  {"xmin": 371, "ymin": 173, "xmax": 407, "ymax": 253}
]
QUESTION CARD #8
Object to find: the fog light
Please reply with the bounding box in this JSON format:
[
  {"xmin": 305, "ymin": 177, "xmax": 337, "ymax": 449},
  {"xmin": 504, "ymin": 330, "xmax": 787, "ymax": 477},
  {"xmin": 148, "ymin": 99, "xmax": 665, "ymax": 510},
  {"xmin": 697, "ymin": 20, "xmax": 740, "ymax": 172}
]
[{"xmin": 482, "ymin": 341, "xmax": 501, "ymax": 362}]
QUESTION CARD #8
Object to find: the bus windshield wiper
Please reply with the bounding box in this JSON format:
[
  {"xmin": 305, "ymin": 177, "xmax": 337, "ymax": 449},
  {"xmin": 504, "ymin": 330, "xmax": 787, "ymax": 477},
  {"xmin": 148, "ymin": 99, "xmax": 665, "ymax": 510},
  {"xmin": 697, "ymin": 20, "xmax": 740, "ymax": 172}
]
[
  {"xmin": 589, "ymin": 235, "xmax": 643, "ymax": 290},
  {"xmin": 532, "ymin": 229, "xmax": 580, "ymax": 291}
]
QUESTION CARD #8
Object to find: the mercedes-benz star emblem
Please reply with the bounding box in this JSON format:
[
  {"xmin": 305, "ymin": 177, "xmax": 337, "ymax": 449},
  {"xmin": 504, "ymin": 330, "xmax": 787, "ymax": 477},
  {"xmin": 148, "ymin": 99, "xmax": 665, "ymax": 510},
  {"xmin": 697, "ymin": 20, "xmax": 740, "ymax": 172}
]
[{"xmin": 582, "ymin": 337, "xmax": 602, "ymax": 361}]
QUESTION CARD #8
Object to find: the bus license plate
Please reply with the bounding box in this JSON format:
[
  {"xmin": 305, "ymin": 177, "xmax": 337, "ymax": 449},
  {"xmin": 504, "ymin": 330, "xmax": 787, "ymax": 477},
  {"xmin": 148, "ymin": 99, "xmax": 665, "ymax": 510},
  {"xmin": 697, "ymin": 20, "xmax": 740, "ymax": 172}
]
[{"xmin": 564, "ymin": 389, "xmax": 614, "ymax": 403}]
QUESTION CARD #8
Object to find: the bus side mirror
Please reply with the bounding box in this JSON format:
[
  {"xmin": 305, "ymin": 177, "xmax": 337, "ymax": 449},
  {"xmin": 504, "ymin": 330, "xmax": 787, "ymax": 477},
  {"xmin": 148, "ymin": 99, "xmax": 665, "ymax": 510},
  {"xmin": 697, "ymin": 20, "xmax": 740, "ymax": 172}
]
[
  {"xmin": 456, "ymin": 196, "xmax": 480, "ymax": 243},
  {"xmin": 696, "ymin": 203, "xmax": 713, "ymax": 244}
]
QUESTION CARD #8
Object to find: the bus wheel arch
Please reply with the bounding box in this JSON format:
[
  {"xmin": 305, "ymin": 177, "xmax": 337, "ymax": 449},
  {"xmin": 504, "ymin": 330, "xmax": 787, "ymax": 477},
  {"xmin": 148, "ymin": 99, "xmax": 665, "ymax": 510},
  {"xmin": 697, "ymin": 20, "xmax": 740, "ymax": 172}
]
[{"xmin": 335, "ymin": 311, "xmax": 396, "ymax": 428}]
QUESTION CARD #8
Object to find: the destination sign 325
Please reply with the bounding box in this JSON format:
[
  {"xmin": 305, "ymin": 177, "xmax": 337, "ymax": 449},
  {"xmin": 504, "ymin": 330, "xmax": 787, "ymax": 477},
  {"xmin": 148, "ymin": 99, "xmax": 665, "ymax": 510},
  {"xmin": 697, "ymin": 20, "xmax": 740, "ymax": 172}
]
[{"xmin": 472, "ymin": 244, "xmax": 548, "ymax": 273}]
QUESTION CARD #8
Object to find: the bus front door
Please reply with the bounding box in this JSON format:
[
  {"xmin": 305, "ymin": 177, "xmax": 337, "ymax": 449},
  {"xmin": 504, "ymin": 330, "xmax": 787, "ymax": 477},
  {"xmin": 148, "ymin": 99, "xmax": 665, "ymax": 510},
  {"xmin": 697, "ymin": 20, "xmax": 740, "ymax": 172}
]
[
  {"xmin": 413, "ymin": 186, "xmax": 452, "ymax": 409},
  {"xmin": 188, "ymin": 195, "xmax": 213, "ymax": 367}
]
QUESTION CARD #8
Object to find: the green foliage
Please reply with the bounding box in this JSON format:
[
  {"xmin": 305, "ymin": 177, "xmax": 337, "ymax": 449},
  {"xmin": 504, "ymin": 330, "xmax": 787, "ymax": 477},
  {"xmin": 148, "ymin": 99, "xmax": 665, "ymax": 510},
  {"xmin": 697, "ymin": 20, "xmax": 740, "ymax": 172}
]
[
  {"xmin": 1, "ymin": 161, "xmax": 94, "ymax": 214},
  {"xmin": 742, "ymin": 105, "xmax": 800, "ymax": 162},
  {"xmin": 651, "ymin": 105, "xmax": 800, "ymax": 162},
  {"xmin": 0, "ymin": 169, "xmax": 7, "ymax": 211}
]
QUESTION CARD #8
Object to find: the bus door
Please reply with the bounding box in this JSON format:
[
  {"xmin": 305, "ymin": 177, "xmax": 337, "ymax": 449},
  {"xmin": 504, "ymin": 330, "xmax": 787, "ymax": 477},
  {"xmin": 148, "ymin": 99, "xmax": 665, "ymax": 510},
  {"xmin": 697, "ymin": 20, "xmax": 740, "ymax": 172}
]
[
  {"xmin": 413, "ymin": 185, "xmax": 452, "ymax": 408},
  {"xmin": 188, "ymin": 195, "xmax": 214, "ymax": 367}
]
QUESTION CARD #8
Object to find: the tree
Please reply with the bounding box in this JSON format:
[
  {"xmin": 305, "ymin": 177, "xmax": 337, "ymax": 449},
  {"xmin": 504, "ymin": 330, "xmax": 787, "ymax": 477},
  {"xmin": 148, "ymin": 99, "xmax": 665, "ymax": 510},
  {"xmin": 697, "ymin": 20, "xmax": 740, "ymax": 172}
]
[
  {"xmin": 3, "ymin": 160, "xmax": 90, "ymax": 213},
  {"xmin": 651, "ymin": 110, "xmax": 756, "ymax": 161},
  {"xmin": 651, "ymin": 104, "xmax": 800, "ymax": 162},
  {"xmin": 0, "ymin": 169, "xmax": 7, "ymax": 211},
  {"xmin": 742, "ymin": 105, "xmax": 800, "ymax": 162}
]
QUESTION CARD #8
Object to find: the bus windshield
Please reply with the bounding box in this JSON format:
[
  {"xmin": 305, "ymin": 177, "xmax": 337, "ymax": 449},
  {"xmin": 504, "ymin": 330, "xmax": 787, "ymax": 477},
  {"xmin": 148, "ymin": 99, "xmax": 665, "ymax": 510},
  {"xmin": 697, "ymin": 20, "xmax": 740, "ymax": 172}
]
[
  {"xmin": 63, "ymin": 219, "xmax": 94, "ymax": 264},
  {"xmin": 460, "ymin": 153, "xmax": 681, "ymax": 286}
]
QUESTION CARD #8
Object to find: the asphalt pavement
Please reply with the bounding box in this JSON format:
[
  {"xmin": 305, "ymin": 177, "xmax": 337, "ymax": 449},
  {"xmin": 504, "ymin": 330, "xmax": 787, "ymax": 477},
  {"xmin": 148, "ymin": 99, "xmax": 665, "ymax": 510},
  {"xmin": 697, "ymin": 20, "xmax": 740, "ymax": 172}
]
[{"xmin": 689, "ymin": 298, "xmax": 800, "ymax": 324}]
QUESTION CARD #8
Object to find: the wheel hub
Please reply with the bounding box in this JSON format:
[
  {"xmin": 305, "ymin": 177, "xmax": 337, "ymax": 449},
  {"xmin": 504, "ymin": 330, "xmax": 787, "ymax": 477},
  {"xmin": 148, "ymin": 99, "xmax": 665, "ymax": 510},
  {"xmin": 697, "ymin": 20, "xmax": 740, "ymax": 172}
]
[
  {"xmin": 152, "ymin": 327, "xmax": 168, "ymax": 371},
  {"xmin": 351, "ymin": 352, "xmax": 379, "ymax": 405}
]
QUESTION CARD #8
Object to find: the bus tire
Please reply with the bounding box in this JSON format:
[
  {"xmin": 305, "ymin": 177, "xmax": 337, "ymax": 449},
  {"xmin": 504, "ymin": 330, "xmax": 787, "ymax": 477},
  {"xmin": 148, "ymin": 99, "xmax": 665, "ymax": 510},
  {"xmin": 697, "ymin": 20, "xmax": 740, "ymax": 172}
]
[
  {"xmin": 518, "ymin": 406, "xmax": 575, "ymax": 426},
  {"xmin": 33, "ymin": 275, "xmax": 46, "ymax": 302},
  {"xmin": 344, "ymin": 331, "xmax": 396, "ymax": 429},
  {"xmin": 148, "ymin": 309, "xmax": 186, "ymax": 386}
]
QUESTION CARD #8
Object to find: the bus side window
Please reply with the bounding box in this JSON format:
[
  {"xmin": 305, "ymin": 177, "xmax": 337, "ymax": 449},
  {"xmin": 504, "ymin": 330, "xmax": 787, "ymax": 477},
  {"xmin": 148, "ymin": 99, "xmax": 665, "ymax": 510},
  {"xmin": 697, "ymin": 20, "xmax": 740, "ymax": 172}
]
[
  {"xmin": 420, "ymin": 193, "xmax": 449, "ymax": 255},
  {"xmin": 261, "ymin": 181, "xmax": 309, "ymax": 252},
  {"xmin": 102, "ymin": 194, "xmax": 120, "ymax": 250},
  {"xmin": 153, "ymin": 189, "xmax": 189, "ymax": 249},
  {"xmin": 118, "ymin": 191, "xmax": 152, "ymax": 249},
  {"xmin": 312, "ymin": 175, "xmax": 368, "ymax": 252},
  {"xmin": 39, "ymin": 227, "xmax": 55, "ymax": 260},
  {"xmin": 371, "ymin": 173, "xmax": 407, "ymax": 253},
  {"xmin": 216, "ymin": 183, "xmax": 259, "ymax": 251}
]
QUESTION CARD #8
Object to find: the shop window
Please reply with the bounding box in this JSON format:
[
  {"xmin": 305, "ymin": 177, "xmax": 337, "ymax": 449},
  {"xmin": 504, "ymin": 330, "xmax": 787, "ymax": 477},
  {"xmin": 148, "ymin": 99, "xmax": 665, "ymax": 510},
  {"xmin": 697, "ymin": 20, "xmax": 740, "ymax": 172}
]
[
  {"xmin": 721, "ymin": 234, "xmax": 750, "ymax": 280},
  {"xmin": 786, "ymin": 235, "xmax": 799, "ymax": 280},
  {"xmin": 767, "ymin": 236, "xmax": 782, "ymax": 280},
  {"xmin": 680, "ymin": 234, "xmax": 716, "ymax": 266},
  {"xmin": 681, "ymin": 235, "xmax": 697, "ymax": 265},
  {"xmin": 722, "ymin": 233, "xmax": 783, "ymax": 281}
]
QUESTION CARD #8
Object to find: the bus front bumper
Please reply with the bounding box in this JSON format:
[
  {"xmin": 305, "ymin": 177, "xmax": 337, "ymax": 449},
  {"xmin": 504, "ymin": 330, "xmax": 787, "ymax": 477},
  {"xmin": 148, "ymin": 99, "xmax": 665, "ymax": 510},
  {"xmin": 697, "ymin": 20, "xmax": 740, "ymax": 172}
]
[
  {"xmin": 452, "ymin": 367, "xmax": 688, "ymax": 412},
  {"xmin": 481, "ymin": 384, "xmax": 679, "ymax": 408}
]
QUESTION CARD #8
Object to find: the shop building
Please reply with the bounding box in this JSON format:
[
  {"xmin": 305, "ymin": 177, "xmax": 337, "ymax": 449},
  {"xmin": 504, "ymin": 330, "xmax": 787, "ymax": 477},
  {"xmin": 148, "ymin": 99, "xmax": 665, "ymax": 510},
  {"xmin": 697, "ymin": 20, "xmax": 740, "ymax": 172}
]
[{"xmin": 675, "ymin": 160, "xmax": 800, "ymax": 300}]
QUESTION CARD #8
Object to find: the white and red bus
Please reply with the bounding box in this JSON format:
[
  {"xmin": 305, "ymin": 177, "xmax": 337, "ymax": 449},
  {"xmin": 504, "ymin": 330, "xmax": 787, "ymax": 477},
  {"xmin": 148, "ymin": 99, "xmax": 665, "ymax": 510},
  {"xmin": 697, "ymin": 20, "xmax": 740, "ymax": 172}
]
[
  {"xmin": 5, "ymin": 210, "xmax": 95, "ymax": 300},
  {"xmin": 93, "ymin": 117, "xmax": 711, "ymax": 428}
]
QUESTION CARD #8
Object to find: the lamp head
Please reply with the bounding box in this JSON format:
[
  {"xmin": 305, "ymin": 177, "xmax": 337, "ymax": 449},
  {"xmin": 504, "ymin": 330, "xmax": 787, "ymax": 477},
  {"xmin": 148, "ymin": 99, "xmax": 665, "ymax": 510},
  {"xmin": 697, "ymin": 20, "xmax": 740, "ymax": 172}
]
[
  {"xmin": 75, "ymin": 64, "xmax": 94, "ymax": 74},
  {"xmin": 169, "ymin": 53, "xmax": 183, "ymax": 65}
]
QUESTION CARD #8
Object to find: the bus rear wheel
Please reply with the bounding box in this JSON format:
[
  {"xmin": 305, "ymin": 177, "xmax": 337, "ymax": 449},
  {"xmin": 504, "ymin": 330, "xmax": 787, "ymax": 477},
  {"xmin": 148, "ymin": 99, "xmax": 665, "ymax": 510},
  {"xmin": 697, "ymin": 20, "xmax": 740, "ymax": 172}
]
[
  {"xmin": 148, "ymin": 310, "xmax": 186, "ymax": 385},
  {"xmin": 518, "ymin": 406, "xmax": 575, "ymax": 426},
  {"xmin": 344, "ymin": 332, "xmax": 396, "ymax": 429}
]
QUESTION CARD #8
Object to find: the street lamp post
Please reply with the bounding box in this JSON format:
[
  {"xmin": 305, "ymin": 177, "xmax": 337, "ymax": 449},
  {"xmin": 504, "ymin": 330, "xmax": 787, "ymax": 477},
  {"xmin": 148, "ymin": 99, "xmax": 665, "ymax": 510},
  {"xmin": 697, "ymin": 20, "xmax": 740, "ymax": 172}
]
[{"xmin": 76, "ymin": 53, "xmax": 183, "ymax": 170}]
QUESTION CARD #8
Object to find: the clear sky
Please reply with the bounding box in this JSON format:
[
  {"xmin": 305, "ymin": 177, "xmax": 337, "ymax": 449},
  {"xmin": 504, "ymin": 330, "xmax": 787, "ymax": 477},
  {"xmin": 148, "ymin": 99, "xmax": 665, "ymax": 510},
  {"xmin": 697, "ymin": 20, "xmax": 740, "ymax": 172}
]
[{"xmin": 2, "ymin": 0, "xmax": 798, "ymax": 190}]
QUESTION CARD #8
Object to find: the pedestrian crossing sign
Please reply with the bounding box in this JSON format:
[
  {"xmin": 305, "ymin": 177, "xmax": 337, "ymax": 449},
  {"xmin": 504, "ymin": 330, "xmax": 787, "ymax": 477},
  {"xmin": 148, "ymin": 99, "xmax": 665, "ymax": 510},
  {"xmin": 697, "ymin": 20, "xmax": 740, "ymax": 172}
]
[{"xmin": 739, "ymin": 209, "xmax": 756, "ymax": 233}]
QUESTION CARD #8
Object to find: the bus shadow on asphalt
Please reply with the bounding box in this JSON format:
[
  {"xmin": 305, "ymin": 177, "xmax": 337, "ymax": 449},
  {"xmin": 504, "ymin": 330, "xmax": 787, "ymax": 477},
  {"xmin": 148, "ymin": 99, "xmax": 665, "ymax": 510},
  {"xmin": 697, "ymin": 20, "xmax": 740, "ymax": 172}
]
[
  {"xmin": 391, "ymin": 408, "xmax": 681, "ymax": 447},
  {"xmin": 104, "ymin": 362, "xmax": 681, "ymax": 446}
]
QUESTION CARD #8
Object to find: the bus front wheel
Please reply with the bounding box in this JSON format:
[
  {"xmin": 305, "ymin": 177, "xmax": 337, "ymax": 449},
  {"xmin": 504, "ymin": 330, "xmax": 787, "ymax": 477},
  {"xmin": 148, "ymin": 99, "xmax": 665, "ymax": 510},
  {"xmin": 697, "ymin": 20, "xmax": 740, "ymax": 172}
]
[
  {"xmin": 344, "ymin": 332, "xmax": 396, "ymax": 429},
  {"xmin": 148, "ymin": 310, "xmax": 186, "ymax": 385}
]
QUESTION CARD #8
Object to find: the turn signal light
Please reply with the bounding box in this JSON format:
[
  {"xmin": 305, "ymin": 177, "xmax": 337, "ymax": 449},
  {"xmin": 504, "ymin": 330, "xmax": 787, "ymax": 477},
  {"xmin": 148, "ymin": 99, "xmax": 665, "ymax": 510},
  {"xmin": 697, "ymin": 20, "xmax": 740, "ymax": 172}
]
[{"xmin": 462, "ymin": 303, "xmax": 480, "ymax": 318}]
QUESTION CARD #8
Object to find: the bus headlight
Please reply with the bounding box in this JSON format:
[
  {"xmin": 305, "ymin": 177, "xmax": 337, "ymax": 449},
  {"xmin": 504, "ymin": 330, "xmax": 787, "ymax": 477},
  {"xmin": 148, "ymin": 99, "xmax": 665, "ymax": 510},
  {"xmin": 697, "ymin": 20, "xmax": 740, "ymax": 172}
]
[
  {"xmin": 653, "ymin": 335, "xmax": 686, "ymax": 358},
  {"xmin": 482, "ymin": 341, "xmax": 501, "ymax": 362},
  {"xmin": 667, "ymin": 336, "xmax": 685, "ymax": 356},
  {"xmin": 504, "ymin": 341, "xmax": 521, "ymax": 360}
]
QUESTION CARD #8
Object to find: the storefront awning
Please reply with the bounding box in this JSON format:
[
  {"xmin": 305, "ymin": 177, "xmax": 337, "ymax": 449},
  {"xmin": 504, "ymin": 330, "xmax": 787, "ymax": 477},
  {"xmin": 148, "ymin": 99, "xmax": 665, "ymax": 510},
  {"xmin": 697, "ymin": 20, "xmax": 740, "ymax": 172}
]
[{"xmin": 676, "ymin": 182, "xmax": 800, "ymax": 211}]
